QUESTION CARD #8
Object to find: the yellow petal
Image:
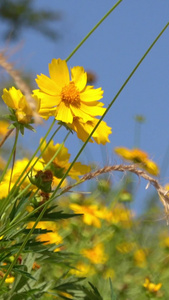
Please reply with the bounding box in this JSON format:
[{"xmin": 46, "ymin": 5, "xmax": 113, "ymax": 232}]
[
  {"xmin": 69, "ymin": 119, "xmax": 93, "ymax": 143},
  {"xmin": 36, "ymin": 74, "xmax": 59, "ymax": 95},
  {"xmin": 49, "ymin": 58, "xmax": 70, "ymax": 87},
  {"xmin": 38, "ymin": 107, "xmax": 56, "ymax": 120},
  {"xmin": 80, "ymin": 102, "xmax": 106, "ymax": 117},
  {"xmin": 70, "ymin": 105, "xmax": 94, "ymax": 122},
  {"xmin": 92, "ymin": 120, "xmax": 112, "ymax": 144},
  {"xmin": 80, "ymin": 86, "xmax": 103, "ymax": 102},
  {"xmin": 71, "ymin": 66, "xmax": 87, "ymax": 91},
  {"xmin": 56, "ymin": 101, "xmax": 74, "ymax": 123},
  {"xmin": 2, "ymin": 87, "xmax": 23, "ymax": 109},
  {"xmin": 33, "ymin": 89, "xmax": 60, "ymax": 108}
]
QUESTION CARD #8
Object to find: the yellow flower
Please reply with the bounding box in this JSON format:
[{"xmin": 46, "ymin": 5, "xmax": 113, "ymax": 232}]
[
  {"xmin": 114, "ymin": 147, "xmax": 159, "ymax": 176},
  {"xmin": 81, "ymin": 243, "xmax": 108, "ymax": 264},
  {"xmin": 0, "ymin": 157, "xmax": 44, "ymax": 198},
  {"xmin": 143, "ymin": 277, "xmax": 162, "ymax": 293},
  {"xmin": 2, "ymin": 87, "xmax": 40, "ymax": 124},
  {"xmin": 0, "ymin": 120, "xmax": 10, "ymax": 136},
  {"xmin": 104, "ymin": 205, "xmax": 133, "ymax": 228},
  {"xmin": 134, "ymin": 249, "xmax": 147, "ymax": 267},
  {"xmin": 68, "ymin": 117, "xmax": 112, "ymax": 145},
  {"xmin": 40, "ymin": 139, "xmax": 90, "ymax": 180},
  {"xmin": 69, "ymin": 203, "xmax": 104, "ymax": 228},
  {"xmin": 70, "ymin": 261, "xmax": 95, "ymax": 277},
  {"xmin": 27, "ymin": 221, "xmax": 62, "ymax": 249},
  {"xmin": 35, "ymin": 58, "xmax": 105, "ymax": 124}
]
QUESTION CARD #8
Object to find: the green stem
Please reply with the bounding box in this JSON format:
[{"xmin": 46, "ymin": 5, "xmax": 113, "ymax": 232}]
[
  {"xmin": 0, "ymin": 129, "xmax": 19, "ymax": 183},
  {"xmin": 66, "ymin": 0, "xmax": 123, "ymax": 62}
]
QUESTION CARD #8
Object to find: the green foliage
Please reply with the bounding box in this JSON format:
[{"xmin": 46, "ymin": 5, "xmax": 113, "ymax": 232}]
[{"xmin": 0, "ymin": 0, "xmax": 61, "ymax": 40}]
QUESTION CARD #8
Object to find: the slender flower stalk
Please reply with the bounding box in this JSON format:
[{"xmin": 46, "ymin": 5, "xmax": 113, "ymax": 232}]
[
  {"xmin": 66, "ymin": 0, "xmax": 123, "ymax": 62},
  {"xmin": 0, "ymin": 129, "xmax": 19, "ymax": 183}
]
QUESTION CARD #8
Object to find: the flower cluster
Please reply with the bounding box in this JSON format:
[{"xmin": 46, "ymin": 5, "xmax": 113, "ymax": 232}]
[{"xmin": 0, "ymin": 140, "xmax": 90, "ymax": 199}]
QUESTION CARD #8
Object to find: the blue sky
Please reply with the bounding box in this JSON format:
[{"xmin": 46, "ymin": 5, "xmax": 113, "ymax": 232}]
[{"xmin": 1, "ymin": 0, "xmax": 169, "ymax": 213}]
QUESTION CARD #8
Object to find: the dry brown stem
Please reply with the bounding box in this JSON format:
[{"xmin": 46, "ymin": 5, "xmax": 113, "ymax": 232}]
[
  {"xmin": 0, "ymin": 51, "xmax": 42, "ymax": 124},
  {"xmin": 63, "ymin": 164, "xmax": 169, "ymax": 222}
]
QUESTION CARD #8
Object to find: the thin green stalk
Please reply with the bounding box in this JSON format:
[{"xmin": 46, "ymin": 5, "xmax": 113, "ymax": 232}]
[
  {"xmin": 66, "ymin": 0, "xmax": 123, "ymax": 62},
  {"xmin": 0, "ymin": 129, "xmax": 19, "ymax": 183}
]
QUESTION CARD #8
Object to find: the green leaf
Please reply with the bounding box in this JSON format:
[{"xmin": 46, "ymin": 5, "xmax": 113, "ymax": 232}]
[
  {"xmin": 29, "ymin": 210, "xmax": 82, "ymax": 221},
  {"xmin": 109, "ymin": 278, "xmax": 117, "ymax": 300}
]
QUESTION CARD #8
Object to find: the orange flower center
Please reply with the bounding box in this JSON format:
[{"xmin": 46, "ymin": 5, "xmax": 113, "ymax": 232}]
[{"xmin": 61, "ymin": 82, "xmax": 80, "ymax": 106}]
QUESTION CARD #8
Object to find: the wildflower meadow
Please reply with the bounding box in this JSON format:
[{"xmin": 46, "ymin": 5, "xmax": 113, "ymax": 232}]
[{"xmin": 0, "ymin": 1, "xmax": 169, "ymax": 299}]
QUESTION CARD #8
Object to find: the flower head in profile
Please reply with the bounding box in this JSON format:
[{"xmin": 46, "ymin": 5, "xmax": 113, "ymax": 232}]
[
  {"xmin": 35, "ymin": 58, "xmax": 106, "ymax": 124},
  {"xmin": 2, "ymin": 87, "xmax": 40, "ymax": 124},
  {"xmin": 40, "ymin": 139, "xmax": 90, "ymax": 180},
  {"xmin": 143, "ymin": 277, "xmax": 162, "ymax": 293},
  {"xmin": 114, "ymin": 147, "xmax": 159, "ymax": 176}
]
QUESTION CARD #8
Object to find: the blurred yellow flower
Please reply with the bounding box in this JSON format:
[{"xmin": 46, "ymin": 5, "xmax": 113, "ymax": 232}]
[
  {"xmin": 143, "ymin": 277, "xmax": 162, "ymax": 293},
  {"xmin": 68, "ymin": 117, "xmax": 112, "ymax": 145},
  {"xmin": 69, "ymin": 203, "xmax": 104, "ymax": 228},
  {"xmin": 81, "ymin": 243, "xmax": 108, "ymax": 264},
  {"xmin": 104, "ymin": 205, "xmax": 133, "ymax": 228},
  {"xmin": 2, "ymin": 87, "xmax": 40, "ymax": 124},
  {"xmin": 134, "ymin": 249, "xmax": 147, "ymax": 267},
  {"xmin": 5, "ymin": 276, "xmax": 15, "ymax": 284},
  {"xmin": 0, "ymin": 154, "xmax": 69, "ymax": 199},
  {"xmin": 0, "ymin": 157, "xmax": 44, "ymax": 198},
  {"xmin": 27, "ymin": 221, "xmax": 62, "ymax": 249},
  {"xmin": 0, "ymin": 120, "xmax": 10, "ymax": 136},
  {"xmin": 40, "ymin": 139, "xmax": 90, "ymax": 180},
  {"xmin": 70, "ymin": 261, "xmax": 95, "ymax": 277},
  {"xmin": 35, "ymin": 58, "xmax": 105, "ymax": 124},
  {"xmin": 114, "ymin": 147, "xmax": 159, "ymax": 176}
]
